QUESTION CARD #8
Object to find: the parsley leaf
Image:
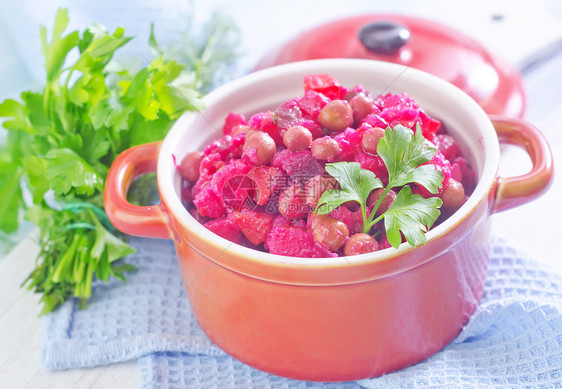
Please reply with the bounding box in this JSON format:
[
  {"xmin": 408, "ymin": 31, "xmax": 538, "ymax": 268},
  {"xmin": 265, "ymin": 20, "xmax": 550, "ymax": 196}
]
[
  {"xmin": 384, "ymin": 186, "xmax": 442, "ymax": 248},
  {"xmin": 0, "ymin": 99, "xmax": 33, "ymax": 133},
  {"xmin": 21, "ymin": 156, "xmax": 50, "ymax": 203},
  {"xmin": 377, "ymin": 124, "xmax": 443, "ymax": 194},
  {"xmin": 40, "ymin": 8, "xmax": 80, "ymax": 82},
  {"xmin": 46, "ymin": 148, "xmax": 104, "ymax": 196},
  {"xmin": 316, "ymin": 162, "xmax": 383, "ymax": 223},
  {"xmin": 0, "ymin": 160, "xmax": 22, "ymax": 233},
  {"xmin": 321, "ymin": 125, "xmax": 444, "ymax": 250}
]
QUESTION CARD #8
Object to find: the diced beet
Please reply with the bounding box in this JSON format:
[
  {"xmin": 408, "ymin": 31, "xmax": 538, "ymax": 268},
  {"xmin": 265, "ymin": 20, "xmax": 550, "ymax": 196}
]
[
  {"xmin": 191, "ymin": 176, "xmax": 207, "ymax": 198},
  {"xmin": 199, "ymin": 153, "xmax": 225, "ymax": 184},
  {"xmin": 203, "ymin": 215, "xmax": 243, "ymax": 244},
  {"xmin": 275, "ymin": 98, "xmax": 302, "ymax": 129},
  {"xmin": 204, "ymin": 136, "xmax": 229, "ymax": 156},
  {"xmin": 210, "ymin": 159, "xmax": 252, "ymax": 197},
  {"xmin": 345, "ymin": 84, "xmax": 371, "ymax": 100},
  {"xmin": 270, "ymin": 215, "xmax": 292, "ymax": 229},
  {"xmin": 312, "ymin": 241, "xmax": 337, "ymax": 257},
  {"xmin": 209, "ymin": 160, "xmax": 255, "ymax": 211},
  {"xmin": 204, "ymin": 134, "xmax": 245, "ymax": 161},
  {"xmin": 356, "ymin": 122, "xmax": 375, "ymax": 135},
  {"xmin": 223, "ymin": 113, "xmax": 247, "ymax": 136},
  {"xmin": 362, "ymin": 113, "xmax": 389, "ymax": 129},
  {"xmin": 242, "ymin": 147, "xmax": 258, "ymax": 165},
  {"xmin": 376, "ymin": 93, "xmax": 419, "ymax": 110},
  {"xmin": 246, "ymin": 166, "xmax": 283, "ymax": 205},
  {"xmin": 372, "ymin": 94, "xmax": 385, "ymax": 110},
  {"xmin": 450, "ymin": 162, "xmax": 463, "ymax": 182},
  {"xmin": 265, "ymin": 224, "xmax": 337, "ymax": 257},
  {"xmin": 379, "ymin": 107, "xmax": 419, "ymax": 126},
  {"xmin": 223, "ymin": 176, "xmax": 257, "ymax": 211},
  {"xmin": 413, "ymin": 149, "xmax": 452, "ymax": 197},
  {"xmin": 298, "ymin": 90, "xmax": 330, "ymax": 120},
  {"xmin": 389, "ymin": 120, "xmax": 418, "ymax": 133},
  {"xmin": 434, "ymin": 134, "xmax": 461, "ymax": 160},
  {"xmin": 370, "ymin": 92, "xmax": 440, "ymax": 140},
  {"xmin": 271, "ymin": 149, "xmax": 325, "ymax": 183},
  {"xmin": 293, "ymin": 118, "xmax": 323, "ymax": 139},
  {"xmin": 278, "ymin": 184, "xmax": 308, "ymax": 219},
  {"xmin": 193, "ymin": 186, "xmax": 226, "ymax": 218},
  {"xmin": 292, "ymin": 218, "xmax": 308, "ymax": 230},
  {"xmin": 418, "ymin": 111, "xmax": 441, "ymax": 140},
  {"xmin": 354, "ymin": 151, "xmax": 389, "ymax": 186},
  {"xmin": 304, "ymin": 74, "xmax": 346, "ymax": 100},
  {"xmin": 248, "ymin": 111, "xmax": 283, "ymax": 146},
  {"xmin": 232, "ymin": 210, "xmax": 274, "ymax": 245},
  {"xmin": 430, "ymin": 150, "xmax": 452, "ymax": 189},
  {"xmin": 334, "ymin": 128, "xmax": 363, "ymax": 161},
  {"xmin": 451, "ymin": 156, "xmax": 476, "ymax": 193},
  {"xmin": 330, "ymin": 206, "xmax": 363, "ymax": 234},
  {"xmin": 271, "ymin": 214, "xmax": 307, "ymax": 230},
  {"xmin": 226, "ymin": 134, "xmax": 246, "ymax": 160},
  {"xmin": 352, "ymin": 208, "xmax": 365, "ymax": 234}
]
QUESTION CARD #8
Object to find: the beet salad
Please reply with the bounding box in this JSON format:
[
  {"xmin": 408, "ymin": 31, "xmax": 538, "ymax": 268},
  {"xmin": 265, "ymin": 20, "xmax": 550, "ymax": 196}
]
[{"xmin": 178, "ymin": 74, "xmax": 475, "ymax": 258}]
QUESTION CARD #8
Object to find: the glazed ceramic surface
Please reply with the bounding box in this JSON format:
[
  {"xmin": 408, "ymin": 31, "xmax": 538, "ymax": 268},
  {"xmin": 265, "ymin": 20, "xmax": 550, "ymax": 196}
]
[
  {"xmin": 105, "ymin": 59, "xmax": 552, "ymax": 381},
  {"xmin": 255, "ymin": 15, "xmax": 526, "ymax": 118}
]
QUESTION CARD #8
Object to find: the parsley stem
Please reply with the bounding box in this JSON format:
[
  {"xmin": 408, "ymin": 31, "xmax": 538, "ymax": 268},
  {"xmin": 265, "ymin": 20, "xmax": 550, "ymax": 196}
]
[
  {"xmin": 51, "ymin": 233, "xmax": 81, "ymax": 283},
  {"xmin": 364, "ymin": 213, "xmax": 385, "ymax": 233},
  {"xmin": 364, "ymin": 185, "xmax": 392, "ymax": 233},
  {"xmin": 64, "ymin": 67, "xmax": 76, "ymax": 96},
  {"xmin": 361, "ymin": 203, "xmax": 369, "ymax": 232}
]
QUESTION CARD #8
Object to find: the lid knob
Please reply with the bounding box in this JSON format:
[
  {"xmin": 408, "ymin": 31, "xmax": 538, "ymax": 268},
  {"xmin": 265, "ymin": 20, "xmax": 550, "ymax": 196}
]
[{"xmin": 358, "ymin": 21, "xmax": 410, "ymax": 54}]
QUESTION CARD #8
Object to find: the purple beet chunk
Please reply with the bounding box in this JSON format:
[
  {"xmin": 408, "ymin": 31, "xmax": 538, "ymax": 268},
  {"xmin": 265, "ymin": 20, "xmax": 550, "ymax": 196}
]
[
  {"xmin": 265, "ymin": 225, "xmax": 337, "ymax": 258},
  {"xmin": 333, "ymin": 128, "xmax": 362, "ymax": 162},
  {"xmin": 193, "ymin": 185, "xmax": 226, "ymax": 218},
  {"xmin": 271, "ymin": 149, "xmax": 325, "ymax": 183},
  {"xmin": 203, "ymin": 215, "xmax": 244, "ymax": 244},
  {"xmin": 275, "ymin": 97, "xmax": 303, "ymax": 129},
  {"xmin": 209, "ymin": 159, "xmax": 252, "ymax": 198},
  {"xmin": 298, "ymin": 90, "xmax": 330, "ymax": 120}
]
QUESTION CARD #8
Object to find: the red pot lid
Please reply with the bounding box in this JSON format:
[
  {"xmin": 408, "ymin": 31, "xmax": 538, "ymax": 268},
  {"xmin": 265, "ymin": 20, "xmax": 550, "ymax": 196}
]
[{"xmin": 255, "ymin": 14, "xmax": 525, "ymax": 118}]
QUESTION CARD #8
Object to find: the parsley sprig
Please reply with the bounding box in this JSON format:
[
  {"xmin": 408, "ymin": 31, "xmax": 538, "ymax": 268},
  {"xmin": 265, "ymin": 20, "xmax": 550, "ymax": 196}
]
[
  {"xmin": 316, "ymin": 124, "xmax": 444, "ymax": 249},
  {"xmin": 0, "ymin": 8, "xmax": 238, "ymax": 314}
]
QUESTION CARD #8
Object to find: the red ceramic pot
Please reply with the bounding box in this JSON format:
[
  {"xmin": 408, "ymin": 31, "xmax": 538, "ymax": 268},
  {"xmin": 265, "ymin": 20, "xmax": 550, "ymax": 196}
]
[{"xmin": 104, "ymin": 59, "xmax": 553, "ymax": 382}]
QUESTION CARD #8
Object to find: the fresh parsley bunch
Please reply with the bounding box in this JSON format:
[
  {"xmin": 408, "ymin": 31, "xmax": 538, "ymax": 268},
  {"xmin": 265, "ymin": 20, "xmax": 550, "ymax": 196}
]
[
  {"xmin": 0, "ymin": 8, "xmax": 236, "ymax": 314},
  {"xmin": 316, "ymin": 124, "xmax": 444, "ymax": 249}
]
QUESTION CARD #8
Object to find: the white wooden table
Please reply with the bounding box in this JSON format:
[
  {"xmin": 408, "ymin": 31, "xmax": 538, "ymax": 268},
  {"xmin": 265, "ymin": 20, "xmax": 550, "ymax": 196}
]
[{"xmin": 0, "ymin": 232, "xmax": 138, "ymax": 389}]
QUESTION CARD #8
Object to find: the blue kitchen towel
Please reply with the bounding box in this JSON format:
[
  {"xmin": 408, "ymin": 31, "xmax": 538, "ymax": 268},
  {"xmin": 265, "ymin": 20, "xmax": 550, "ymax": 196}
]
[
  {"xmin": 42, "ymin": 238, "xmax": 226, "ymax": 368},
  {"xmin": 42, "ymin": 237, "xmax": 562, "ymax": 388}
]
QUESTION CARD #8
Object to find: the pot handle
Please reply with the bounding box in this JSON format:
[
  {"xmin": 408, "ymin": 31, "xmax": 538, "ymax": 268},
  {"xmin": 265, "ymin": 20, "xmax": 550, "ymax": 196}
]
[
  {"xmin": 490, "ymin": 116, "xmax": 554, "ymax": 213},
  {"xmin": 104, "ymin": 141, "xmax": 172, "ymax": 239}
]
